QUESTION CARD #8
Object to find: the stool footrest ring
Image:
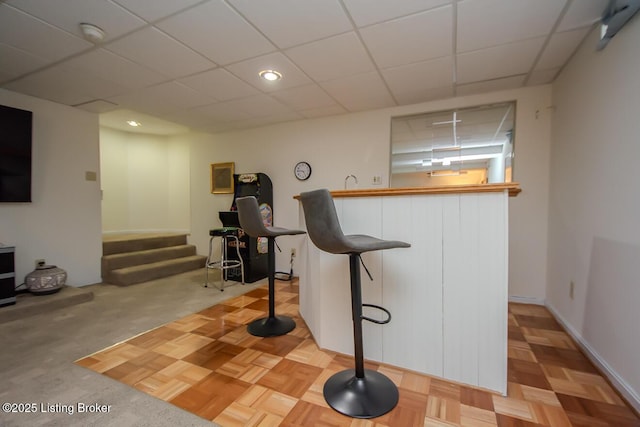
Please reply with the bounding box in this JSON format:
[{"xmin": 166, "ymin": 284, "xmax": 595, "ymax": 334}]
[{"xmin": 361, "ymin": 303, "xmax": 391, "ymax": 324}]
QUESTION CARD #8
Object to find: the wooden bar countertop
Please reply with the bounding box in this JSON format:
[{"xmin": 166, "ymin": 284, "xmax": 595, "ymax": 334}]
[{"xmin": 294, "ymin": 183, "xmax": 521, "ymax": 199}]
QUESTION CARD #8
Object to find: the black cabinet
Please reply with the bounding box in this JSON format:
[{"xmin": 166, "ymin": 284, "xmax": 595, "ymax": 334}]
[
  {"xmin": 219, "ymin": 173, "xmax": 273, "ymax": 283},
  {"xmin": 0, "ymin": 246, "xmax": 16, "ymax": 307}
]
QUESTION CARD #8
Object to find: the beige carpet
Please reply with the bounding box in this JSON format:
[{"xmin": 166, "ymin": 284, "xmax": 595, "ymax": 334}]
[{"xmin": 0, "ymin": 268, "xmax": 263, "ymax": 427}]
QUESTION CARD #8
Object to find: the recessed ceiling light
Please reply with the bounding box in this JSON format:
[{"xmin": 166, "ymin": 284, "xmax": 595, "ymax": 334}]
[
  {"xmin": 258, "ymin": 70, "xmax": 282, "ymax": 81},
  {"xmin": 127, "ymin": 120, "xmax": 141, "ymax": 127}
]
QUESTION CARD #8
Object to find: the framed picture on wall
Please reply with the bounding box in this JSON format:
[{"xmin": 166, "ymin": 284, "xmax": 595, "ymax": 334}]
[{"xmin": 211, "ymin": 162, "xmax": 234, "ymax": 194}]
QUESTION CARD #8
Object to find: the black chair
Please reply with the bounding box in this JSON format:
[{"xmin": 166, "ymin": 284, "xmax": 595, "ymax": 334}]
[
  {"xmin": 299, "ymin": 188, "xmax": 410, "ymax": 419},
  {"xmin": 236, "ymin": 196, "xmax": 306, "ymax": 337}
]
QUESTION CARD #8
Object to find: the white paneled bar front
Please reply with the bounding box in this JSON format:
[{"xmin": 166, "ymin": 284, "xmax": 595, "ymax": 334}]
[{"xmin": 296, "ymin": 183, "xmax": 519, "ymax": 395}]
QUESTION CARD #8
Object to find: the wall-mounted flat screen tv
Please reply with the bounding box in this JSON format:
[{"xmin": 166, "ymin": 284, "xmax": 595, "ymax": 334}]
[{"xmin": 0, "ymin": 104, "xmax": 33, "ymax": 202}]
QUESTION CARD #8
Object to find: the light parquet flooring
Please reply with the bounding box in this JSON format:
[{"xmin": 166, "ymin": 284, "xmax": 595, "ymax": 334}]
[{"xmin": 76, "ymin": 281, "xmax": 640, "ymax": 426}]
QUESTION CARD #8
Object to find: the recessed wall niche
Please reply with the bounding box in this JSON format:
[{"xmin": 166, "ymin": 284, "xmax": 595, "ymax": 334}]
[{"xmin": 390, "ymin": 102, "xmax": 515, "ymax": 188}]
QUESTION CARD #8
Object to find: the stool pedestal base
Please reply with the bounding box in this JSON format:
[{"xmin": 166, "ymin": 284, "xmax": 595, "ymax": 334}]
[
  {"xmin": 323, "ymin": 369, "xmax": 399, "ymax": 419},
  {"xmin": 247, "ymin": 315, "xmax": 295, "ymax": 337}
]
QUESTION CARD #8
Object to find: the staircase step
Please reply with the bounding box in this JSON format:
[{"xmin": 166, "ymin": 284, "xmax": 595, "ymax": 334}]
[
  {"xmin": 103, "ymin": 234, "xmax": 188, "ymax": 256},
  {"xmin": 108, "ymin": 255, "xmax": 207, "ymax": 286},
  {"xmin": 102, "ymin": 245, "xmax": 197, "ymax": 279}
]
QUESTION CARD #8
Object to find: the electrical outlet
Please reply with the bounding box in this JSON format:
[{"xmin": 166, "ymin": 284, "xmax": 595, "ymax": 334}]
[
  {"xmin": 35, "ymin": 259, "xmax": 45, "ymax": 268},
  {"xmin": 569, "ymin": 281, "xmax": 574, "ymax": 299},
  {"xmin": 372, "ymin": 175, "xmax": 382, "ymax": 185},
  {"xmin": 290, "ymin": 248, "xmax": 296, "ymax": 258}
]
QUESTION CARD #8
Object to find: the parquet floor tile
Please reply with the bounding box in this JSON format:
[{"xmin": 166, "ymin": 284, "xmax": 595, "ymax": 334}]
[
  {"xmin": 520, "ymin": 328, "xmax": 577, "ymax": 350},
  {"xmin": 459, "ymin": 404, "xmax": 497, "ymax": 426},
  {"xmin": 76, "ymin": 282, "xmax": 639, "ymax": 426}
]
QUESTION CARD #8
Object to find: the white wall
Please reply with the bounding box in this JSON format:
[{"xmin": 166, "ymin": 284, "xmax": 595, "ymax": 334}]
[
  {"xmin": 548, "ymin": 20, "xmax": 640, "ymax": 409},
  {"xmin": 187, "ymin": 85, "xmax": 552, "ymax": 296},
  {"xmin": 0, "ymin": 89, "xmax": 102, "ymax": 286},
  {"xmin": 100, "ymin": 128, "xmax": 190, "ymax": 235}
]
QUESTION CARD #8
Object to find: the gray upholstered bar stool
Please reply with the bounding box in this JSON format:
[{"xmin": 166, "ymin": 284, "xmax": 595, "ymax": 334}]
[
  {"xmin": 236, "ymin": 196, "xmax": 306, "ymax": 337},
  {"xmin": 299, "ymin": 188, "xmax": 410, "ymax": 419}
]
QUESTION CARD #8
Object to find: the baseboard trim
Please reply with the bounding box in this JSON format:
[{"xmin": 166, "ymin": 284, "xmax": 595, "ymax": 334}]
[
  {"xmin": 508, "ymin": 295, "xmax": 545, "ymax": 305},
  {"xmin": 545, "ymin": 302, "xmax": 640, "ymax": 414}
]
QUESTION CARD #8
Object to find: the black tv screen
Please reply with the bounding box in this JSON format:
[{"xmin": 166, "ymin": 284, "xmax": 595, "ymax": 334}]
[{"xmin": 0, "ymin": 104, "xmax": 32, "ymax": 202}]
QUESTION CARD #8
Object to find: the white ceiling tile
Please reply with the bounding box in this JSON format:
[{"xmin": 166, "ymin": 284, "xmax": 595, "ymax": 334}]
[
  {"xmin": 320, "ymin": 71, "xmax": 396, "ymax": 111},
  {"xmin": 457, "ymin": 0, "xmax": 566, "ymax": 53},
  {"xmin": 343, "ymin": 0, "xmax": 451, "ymax": 27},
  {"xmin": 228, "ymin": 0, "xmax": 352, "ymax": 49},
  {"xmin": 4, "ymin": 63, "xmax": 125, "ymax": 106},
  {"xmin": 228, "ymin": 111, "xmax": 303, "ymax": 129},
  {"xmin": 382, "ymin": 56, "xmax": 453, "ymax": 100},
  {"xmin": 360, "ymin": 6, "xmax": 452, "ymax": 69},
  {"xmin": 271, "ymin": 84, "xmax": 337, "ymax": 110},
  {"xmin": 456, "ymin": 75, "xmax": 526, "ymax": 96},
  {"xmin": 285, "ymin": 32, "xmax": 375, "ymax": 82},
  {"xmin": 111, "ymin": 0, "xmax": 202, "ymax": 23},
  {"xmin": 189, "ymin": 102, "xmax": 253, "ymax": 123},
  {"xmin": 0, "ymin": 4, "xmax": 91, "ymax": 61},
  {"xmin": 10, "ymin": 79, "xmax": 92, "ymax": 106},
  {"xmin": 456, "ymin": 37, "xmax": 546, "ymax": 84},
  {"xmin": 74, "ymin": 99, "xmax": 120, "ymax": 113},
  {"xmin": 226, "ymin": 52, "xmax": 312, "ymax": 93},
  {"xmin": 65, "ymin": 48, "xmax": 166, "ymax": 90},
  {"xmin": 6, "ymin": 0, "xmax": 146, "ymax": 42},
  {"xmin": 158, "ymin": 107, "xmax": 233, "ymax": 132},
  {"xmin": 395, "ymin": 86, "xmax": 454, "ymax": 105},
  {"xmin": 535, "ymin": 28, "xmax": 590, "ymax": 70},
  {"xmin": 108, "ymin": 81, "xmax": 213, "ymax": 114},
  {"xmin": 224, "ymin": 94, "xmax": 294, "ymax": 118},
  {"xmin": 196, "ymin": 122, "xmax": 236, "ymax": 134},
  {"xmin": 158, "ymin": 108, "xmax": 217, "ymax": 128},
  {"xmin": 156, "ymin": 0, "xmax": 275, "ymax": 65},
  {"xmin": 106, "ymin": 27, "xmax": 215, "ymax": 79},
  {"xmin": 527, "ymin": 68, "xmax": 559, "ymax": 86},
  {"xmin": 0, "ymin": 72, "xmax": 13, "ymax": 83},
  {"xmin": 178, "ymin": 68, "xmax": 260, "ymax": 101},
  {"xmin": 300, "ymin": 105, "xmax": 348, "ymax": 119},
  {"xmin": 100, "ymin": 109, "xmax": 190, "ymax": 134},
  {"xmin": 0, "ymin": 43, "xmax": 48, "ymax": 81},
  {"xmin": 557, "ymin": 0, "xmax": 608, "ymax": 31}
]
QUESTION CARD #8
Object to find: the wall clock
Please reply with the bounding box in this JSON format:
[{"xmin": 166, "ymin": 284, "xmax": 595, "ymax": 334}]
[{"xmin": 294, "ymin": 161, "xmax": 312, "ymax": 181}]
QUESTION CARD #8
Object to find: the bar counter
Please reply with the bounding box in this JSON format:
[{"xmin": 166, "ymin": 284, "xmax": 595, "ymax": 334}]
[{"xmin": 295, "ymin": 183, "xmax": 520, "ymax": 395}]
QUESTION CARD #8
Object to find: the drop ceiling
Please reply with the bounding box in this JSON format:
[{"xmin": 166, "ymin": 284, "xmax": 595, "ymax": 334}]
[{"xmin": 0, "ymin": 0, "xmax": 607, "ymax": 135}]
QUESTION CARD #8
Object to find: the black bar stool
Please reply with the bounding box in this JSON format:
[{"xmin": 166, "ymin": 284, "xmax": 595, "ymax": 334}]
[
  {"xmin": 205, "ymin": 227, "xmax": 244, "ymax": 291},
  {"xmin": 236, "ymin": 196, "xmax": 306, "ymax": 337},
  {"xmin": 299, "ymin": 188, "xmax": 410, "ymax": 419}
]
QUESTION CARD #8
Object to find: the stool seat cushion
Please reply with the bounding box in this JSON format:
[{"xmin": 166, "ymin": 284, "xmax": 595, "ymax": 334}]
[
  {"xmin": 300, "ymin": 189, "xmax": 410, "ymax": 255},
  {"xmin": 338, "ymin": 234, "xmax": 410, "ymax": 254},
  {"xmin": 236, "ymin": 196, "xmax": 306, "ymax": 238},
  {"xmin": 263, "ymin": 226, "xmax": 307, "ymax": 238}
]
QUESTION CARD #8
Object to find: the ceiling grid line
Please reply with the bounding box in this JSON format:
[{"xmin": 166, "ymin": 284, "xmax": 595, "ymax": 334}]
[
  {"xmin": 336, "ymin": 0, "xmax": 398, "ymax": 106},
  {"xmin": 522, "ymin": 0, "xmax": 574, "ymax": 86}
]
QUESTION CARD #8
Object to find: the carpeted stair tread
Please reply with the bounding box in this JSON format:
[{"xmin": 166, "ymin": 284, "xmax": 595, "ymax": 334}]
[
  {"xmin": 103, "ymin": 234, "xmax": 188, "ymax": 256},
  {"xmin": 102, "ymin": 245, "xmax": 197, "ymax": 277},
  {"xmin": 108, "ymin": 255, "xmax": 207, "ymax": 286}
]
